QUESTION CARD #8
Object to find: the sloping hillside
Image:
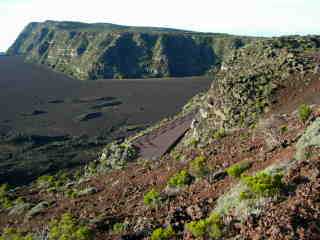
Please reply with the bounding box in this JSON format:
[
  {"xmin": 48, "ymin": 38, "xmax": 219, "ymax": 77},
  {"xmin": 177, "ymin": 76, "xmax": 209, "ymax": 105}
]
[
  {"xmin": 7, "ymin": 21, "xmax": 253, "ymax": 80},
  {"xmin": 1, "ymin": 36, "xmax": 320, "ymax": 239}
]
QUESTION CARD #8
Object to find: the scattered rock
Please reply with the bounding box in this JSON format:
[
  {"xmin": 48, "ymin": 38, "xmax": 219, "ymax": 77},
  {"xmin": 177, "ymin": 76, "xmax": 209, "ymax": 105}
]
[
  {"xmin": 9, "ymin": 202, "xmax": 32, "ymax": 216},
  {"xmin": 186, "ymin": 204, "xmax": 203, "ymax": 220},
  {"xmin": 163, "ymin": 186, "xmax": 181, "ymax": 197},
  {"xmin": 207, "ymin": 170, "xmax": 227, "ymax": 184},
  {"xmin": 26, "ymin": 201, "xmax": 50, "ymax": 218},
  {"xmin": 295, "ymin": 118, "xmax": 320, "ymax": 160},
  {"xmin": 78, "ymin": 187, "xmax": 98, "ymax": 197}
]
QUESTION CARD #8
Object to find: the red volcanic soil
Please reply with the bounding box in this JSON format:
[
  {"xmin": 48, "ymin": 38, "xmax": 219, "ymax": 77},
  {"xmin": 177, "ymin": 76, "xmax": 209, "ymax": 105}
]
[{"xmin": 0, "ymin": 56, "xmax": 212, "ymax": 137}]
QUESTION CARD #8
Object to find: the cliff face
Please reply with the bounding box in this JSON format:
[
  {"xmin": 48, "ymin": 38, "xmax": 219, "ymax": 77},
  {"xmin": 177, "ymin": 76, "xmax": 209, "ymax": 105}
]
[{"xmin": 8, "ymin": 21, "xmax": 252, "ymax": 80}]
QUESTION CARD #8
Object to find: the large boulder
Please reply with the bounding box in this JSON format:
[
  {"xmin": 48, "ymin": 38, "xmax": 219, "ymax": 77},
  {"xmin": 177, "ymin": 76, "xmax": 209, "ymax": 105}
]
[{"xmin": 99, "ymin": 141, "xmax": 139, "ymax": 170}]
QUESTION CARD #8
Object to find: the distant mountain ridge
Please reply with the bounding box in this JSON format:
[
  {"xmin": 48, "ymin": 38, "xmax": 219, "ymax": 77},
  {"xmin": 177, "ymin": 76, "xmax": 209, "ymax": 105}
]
[{"xmin": 8, "ymin": 20, "xmax": 255, "ymax": 80}]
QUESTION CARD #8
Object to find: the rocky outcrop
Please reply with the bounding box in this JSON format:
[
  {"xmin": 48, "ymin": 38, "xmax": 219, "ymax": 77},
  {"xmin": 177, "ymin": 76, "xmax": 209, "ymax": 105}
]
[
  {"xmin": 8, "ymin": 21, "xmax": 252, "ymax": 80},
  {"xmin": 187, "ymin": 36, "xmax": 320, "ymax": 145}
]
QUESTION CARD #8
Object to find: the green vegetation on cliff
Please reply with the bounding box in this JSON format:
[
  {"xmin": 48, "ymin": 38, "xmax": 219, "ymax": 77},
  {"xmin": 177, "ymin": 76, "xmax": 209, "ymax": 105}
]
[{"xmin": 8, "ymin": 20, "xmax": 253, "ymax": 80}]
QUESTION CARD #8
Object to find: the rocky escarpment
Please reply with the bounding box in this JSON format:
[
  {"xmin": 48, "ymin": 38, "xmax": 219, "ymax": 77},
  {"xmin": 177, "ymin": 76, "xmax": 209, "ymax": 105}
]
[
  {"xmin": 187, "ymin": 36, "xmax": 320, "ymax": 146},
  {"xmin": 8, "ymin": 21, "xmax": 253, "ymax": 80}
]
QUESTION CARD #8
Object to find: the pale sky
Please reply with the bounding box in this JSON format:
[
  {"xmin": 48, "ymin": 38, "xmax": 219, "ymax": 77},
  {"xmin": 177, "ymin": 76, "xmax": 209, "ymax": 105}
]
[{"xmin": 1, "ymin": 0, "xmax": 319, "ymax": 52}]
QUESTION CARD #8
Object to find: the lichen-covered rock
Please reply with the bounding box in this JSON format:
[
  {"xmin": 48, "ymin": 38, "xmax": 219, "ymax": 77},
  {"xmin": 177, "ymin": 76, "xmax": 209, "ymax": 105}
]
[
  {"xmin": 26, "ymin": 201, "xmax": 50, "ymax": 218},
  {"xmin": 9, "ymin": 202, "xmax": 32, "ymax": 216},
  {"xmin": 77, "ymin": 187, "xmax": 98, "ymax": 197},
  {"xmin": 98, "ymin": 141, "xmax": 139, "ymax": 170},
  {"xmin": 295, "ymin": 118, "xmax": 320, "ymax": 160}
]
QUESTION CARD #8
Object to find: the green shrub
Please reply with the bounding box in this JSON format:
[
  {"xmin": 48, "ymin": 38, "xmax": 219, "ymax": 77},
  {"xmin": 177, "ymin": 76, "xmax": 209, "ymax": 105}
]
[
  {"xmin": 280, "ymin": 125, "xmax": 288, "ymax": 133},
  {"xmin": 241, "ymin": 172, "xmax": 283, "ymax": 198},
  {"xmin": 186, "ymin": 219, "xmax": 207, "ymax": 238},
  {"xmin": 143, "ymin": 189, "xmax": 161, "ymax": 207},
  {"xmin": 49, "ymin": 213, "xmax": 93, "ymax": 240},
  {"xmin": 298, "ymin": 104, "xmax": 312, "ymax": 123},
  {"xmin": 112, "ymin": 222, "xmax": 127, "ymax": 234},
  {"xmin": 205, "ymin": 213, "xmax": 222, "ymax": 239},
  {"xmin": 188, "ymin": 137, "xmax": 199, "ymax": 147},
  {"xmin": 171, "ymin": 152, "xmax": 182, "ymax": 161},
  {"xmin": 0, "ymin": 184, "xmax": 13, "ymax": 209},
  {"xmin": 212, "ymin": 128, "xmax": 226, "ymax": 140},
  {"xmin": 0, "ymin": 229, "xmax": 27, "ymax": 240},
  {"xmin": 36, "ymin": 174, "xmax": 65, "ymax": 189},
  {"xmin": 189, "ymin": 156, "xmax": 208, "ymax": 177},
  {"xmin": 36, "ymin": 175, "xmax": 55, "ymax": 188},
  {"xmin": 226, "ymin": 161, "xmax": 251, "ymax": 178},
  {"xmin": 36, "ymin": 172, "xmax": 72, "ymax": 193},
  {"xmin": 167, "ymin": 170, "xmax": 193, "ymax": 188},
  {"xmin": 151, "ymin": 225, "xmax": 175, "ymax": 240},
  {"xmin": 65, "ymin": 189, "xmax": 79, "ymax": 198},
  {"xmin": 239, "ymin": 190, "xmax": 252, "ymax": 200},
  {"xmin": 186, "ymin": 213, "xmax": 222, "ymax": 239},
  {"xmin": 0, "ymin": 184, "xmax": 9, "ymax": 197},
  {"xmin": 0, "ymin": 228, "xmax": 34, "ymax": 240}
]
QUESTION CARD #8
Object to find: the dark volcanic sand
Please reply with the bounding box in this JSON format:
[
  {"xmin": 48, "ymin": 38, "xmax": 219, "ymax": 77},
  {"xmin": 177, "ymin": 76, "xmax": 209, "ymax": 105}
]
[
  {"xmin": 0, "ymin": 56, "xmax": 211, "ymax": 137},
  {"xmin": 0, "ymin": 56, "xmax": 212, "ymax": 185}
]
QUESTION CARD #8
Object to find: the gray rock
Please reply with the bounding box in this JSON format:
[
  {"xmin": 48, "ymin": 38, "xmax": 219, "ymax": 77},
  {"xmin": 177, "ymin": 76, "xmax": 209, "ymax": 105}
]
[
  {"xmin": 295, "ymin": 118, "xmax": 320, "ymax": 160},
  {"xmin": 26, "ymin": 201, "xmax": 49, "ymax": 218},
  {"xmin": 78, "ymin": 187, "xmax": 98, "ymax": 197},
  {"xmin": 99, "ymin": 141, "xmax": 138, "ymax": 170},
  {"xmin": 164, "ymin": 186, "xmax": 181, "ymax": 197},
  {"xmin": 207, "ymin": 170, "xmax": 227, "ymax": 184},
  {"xmin": 9, "ymin": 202, "xmax": 32, "ymax": 216},
  {"xmin": 186, "ymin": 204, "xmax": 203, "ymax": 220}
]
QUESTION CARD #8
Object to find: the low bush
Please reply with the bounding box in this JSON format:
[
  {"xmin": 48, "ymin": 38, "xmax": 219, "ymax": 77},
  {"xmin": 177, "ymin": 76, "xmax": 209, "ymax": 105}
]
[
  {"xmin": 298, "ymin": 104, "xmax": 312, "ymax": 123},
  {"xmin": 212, "ymin": 128, "xmax": 226, "ymax": 140},
  {"xmin": 241, "ymin": 172, "xmax": 283, "ymax": 198},
  {"xmin": 226, "ymin": 161, "xmax": 251, "ymax": 178},
  {"xmin": 0, "ymin": 228, "xmax": 34, "ymax": 240},
  {"xmin": 186, "ymin": 219, "xmax": 207, "ymax": 238},
  {"xmin": 280, "ymin": 125, "xmax": 288, "ymax": 133},
  {"xmin": 188, "ymin": 137, "xmax": 199, "ymax": 147},
  {"xmin": 65, "ymin": 189, "xmax": 79, "ymax": 198},
  {"xmin": 112, "ymin": 222, "xmax": 127, "ymax": 235},
  {"xmin": 49, "ymin": 213, "xmax": 93, "ymax": 240},
  {"xmin": 36, "ymin": 175, "xmax": 55, "ymax": 188},
  {"xmin": 151, "ymin": 225, "xmax": 175, "ymax": 240},
  {"xmin": 143, "ymin": 189, "xmax": 161, "ymax": 207},
  {"xmin": 185, "ymin": 212, "xmax": 222, "ymax": 239},
  {"xmin": 171, "ymin": 151, "xmax": 182, "ymax": 161},
  {"xmin": 0, "ymin": 184, "xmax": 13, "ymax": 209},
  {"xmin": 189, "ymin": 156, "xmax": 208, "ymax": 177},
  {"xmin": 36, "ymin": 172, "xmax": 70, "ymax": 191},
  {"xmin": 167, "ymin": 170, "xmax": 193, "ymax": 188}
]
